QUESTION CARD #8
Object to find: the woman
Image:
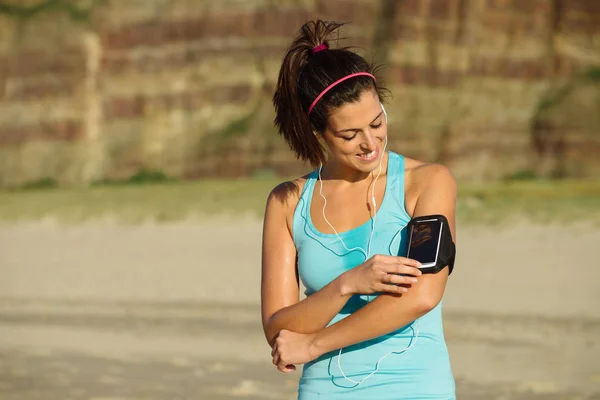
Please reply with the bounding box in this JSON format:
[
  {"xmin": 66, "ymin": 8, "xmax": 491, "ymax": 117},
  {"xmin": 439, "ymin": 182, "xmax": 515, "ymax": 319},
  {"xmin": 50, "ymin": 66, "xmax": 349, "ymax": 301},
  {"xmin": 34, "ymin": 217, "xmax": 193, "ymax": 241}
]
[{"xmin": 261, "ymin": 20, "xmax": 456, "ymax": 399}]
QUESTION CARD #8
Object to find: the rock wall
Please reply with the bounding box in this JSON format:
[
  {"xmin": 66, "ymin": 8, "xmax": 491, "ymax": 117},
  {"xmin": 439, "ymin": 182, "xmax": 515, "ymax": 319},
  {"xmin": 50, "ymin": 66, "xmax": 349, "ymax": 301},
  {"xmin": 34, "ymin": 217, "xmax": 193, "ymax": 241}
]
[{"xmin": 0, "ymin": 0, "xmax": 599, "ymax": 186}]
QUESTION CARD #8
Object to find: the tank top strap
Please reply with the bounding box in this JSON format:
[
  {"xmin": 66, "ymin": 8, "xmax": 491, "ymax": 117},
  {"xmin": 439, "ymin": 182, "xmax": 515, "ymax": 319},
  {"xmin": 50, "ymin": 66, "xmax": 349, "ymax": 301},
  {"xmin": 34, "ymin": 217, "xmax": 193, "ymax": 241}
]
[
  {"xmin": 292, "ymin": 169, "xmax": 318, "ymax": 241},
  {"xmin": 387, "ymin": 151, "xmax": 412, "ymax": 222},
  {"xmin": 299, "ymin": 169, "xmax": 318, "ymax": 211}
]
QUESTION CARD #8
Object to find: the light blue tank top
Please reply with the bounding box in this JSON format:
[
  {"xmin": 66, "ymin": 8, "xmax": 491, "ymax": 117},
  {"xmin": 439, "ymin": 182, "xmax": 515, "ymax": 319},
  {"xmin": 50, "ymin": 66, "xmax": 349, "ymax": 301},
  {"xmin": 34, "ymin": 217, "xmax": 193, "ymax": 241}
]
[{"xmin": 292, "ymin": 151, "xmax": 455, "ymax": 399}]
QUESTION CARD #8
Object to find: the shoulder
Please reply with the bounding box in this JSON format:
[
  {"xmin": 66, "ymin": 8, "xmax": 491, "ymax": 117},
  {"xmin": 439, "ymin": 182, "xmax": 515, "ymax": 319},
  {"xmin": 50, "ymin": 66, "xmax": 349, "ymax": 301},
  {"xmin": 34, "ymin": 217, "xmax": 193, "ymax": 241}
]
[
  {"xmin": 404, "ymin": 157, "xmax": 456, "ymax": 192},
  {"xmin": 264, "ymin": 173, "xmax": 313, "ymax": 233},
  {"xmin": 403, "ymin": 157, "xmax": 456, "ymax": 215},
  {"xmin": 265, "ymin": 173, "xmax": 312, "ymax": 221}
]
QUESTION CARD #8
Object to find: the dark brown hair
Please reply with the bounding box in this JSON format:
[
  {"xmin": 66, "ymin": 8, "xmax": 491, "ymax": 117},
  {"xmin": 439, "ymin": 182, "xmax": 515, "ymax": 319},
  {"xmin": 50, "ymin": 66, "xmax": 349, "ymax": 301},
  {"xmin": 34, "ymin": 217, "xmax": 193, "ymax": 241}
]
[{"xmin": 273, "ymin": 20, "xmax": 387, "ymax": 167}]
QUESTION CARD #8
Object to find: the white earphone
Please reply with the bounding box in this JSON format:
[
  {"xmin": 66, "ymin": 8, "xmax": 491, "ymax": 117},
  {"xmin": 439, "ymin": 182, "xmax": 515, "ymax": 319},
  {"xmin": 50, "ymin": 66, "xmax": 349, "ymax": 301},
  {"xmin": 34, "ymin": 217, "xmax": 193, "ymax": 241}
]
[{"xmin": 317, "ymin": 103, "xmax": 419, "ymax": 386}]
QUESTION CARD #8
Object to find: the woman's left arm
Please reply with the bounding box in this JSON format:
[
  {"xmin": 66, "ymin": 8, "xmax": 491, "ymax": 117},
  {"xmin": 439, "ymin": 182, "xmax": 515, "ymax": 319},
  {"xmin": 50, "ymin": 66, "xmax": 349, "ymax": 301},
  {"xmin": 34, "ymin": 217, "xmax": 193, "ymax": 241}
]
[{"xmin": 272, "ymin": 165, "xmax": 457, "ymax": 369}]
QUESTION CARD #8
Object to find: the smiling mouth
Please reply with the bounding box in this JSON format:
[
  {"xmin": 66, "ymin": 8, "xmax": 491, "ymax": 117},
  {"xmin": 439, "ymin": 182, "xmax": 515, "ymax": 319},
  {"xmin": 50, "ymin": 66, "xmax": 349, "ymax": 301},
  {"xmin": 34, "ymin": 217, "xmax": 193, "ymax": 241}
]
[{"xmin": 357, "ymin": 147, "xmax": 379, "ymax": 162}]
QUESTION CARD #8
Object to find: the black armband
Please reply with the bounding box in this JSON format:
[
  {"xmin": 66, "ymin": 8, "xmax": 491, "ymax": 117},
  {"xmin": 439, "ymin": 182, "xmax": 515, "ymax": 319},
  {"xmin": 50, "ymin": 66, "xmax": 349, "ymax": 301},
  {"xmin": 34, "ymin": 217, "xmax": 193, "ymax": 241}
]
[{"xmin": 406, "ymin": 214, "xmax": 455, "ymax": 275}]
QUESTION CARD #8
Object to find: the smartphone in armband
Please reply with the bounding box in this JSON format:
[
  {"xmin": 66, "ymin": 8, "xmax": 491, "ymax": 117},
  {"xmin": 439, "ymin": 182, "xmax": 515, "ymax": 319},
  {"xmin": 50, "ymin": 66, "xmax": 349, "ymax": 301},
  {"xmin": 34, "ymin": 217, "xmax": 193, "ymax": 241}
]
[{"xmin": 406, "ymin": 215, "xmax": 456, "ymax": 275}]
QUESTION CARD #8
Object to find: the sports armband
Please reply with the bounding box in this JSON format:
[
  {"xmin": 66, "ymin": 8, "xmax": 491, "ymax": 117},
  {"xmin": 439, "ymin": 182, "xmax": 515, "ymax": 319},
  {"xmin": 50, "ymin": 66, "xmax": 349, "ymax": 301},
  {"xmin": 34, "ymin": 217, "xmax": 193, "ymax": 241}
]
[{"xmin": 406, "ymin": 214, "xmax": 455, "ymax": 275}]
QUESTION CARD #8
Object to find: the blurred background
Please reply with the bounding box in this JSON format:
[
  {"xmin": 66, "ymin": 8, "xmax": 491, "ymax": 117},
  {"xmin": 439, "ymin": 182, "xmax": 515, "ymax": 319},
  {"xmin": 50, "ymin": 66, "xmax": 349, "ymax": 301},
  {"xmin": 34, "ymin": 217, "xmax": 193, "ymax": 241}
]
[{"xmin": 0, "ymin": 0, "xmax": 599, "ymax": 399}]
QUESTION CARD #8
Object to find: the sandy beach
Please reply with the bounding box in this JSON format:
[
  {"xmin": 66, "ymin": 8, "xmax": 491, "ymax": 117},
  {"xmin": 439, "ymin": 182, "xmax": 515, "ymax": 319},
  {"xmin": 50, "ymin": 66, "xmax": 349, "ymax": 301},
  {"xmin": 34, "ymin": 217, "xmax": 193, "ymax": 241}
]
[{"xmin": 0, "ymin": 219, "xmax": 599, "ymax": 399}]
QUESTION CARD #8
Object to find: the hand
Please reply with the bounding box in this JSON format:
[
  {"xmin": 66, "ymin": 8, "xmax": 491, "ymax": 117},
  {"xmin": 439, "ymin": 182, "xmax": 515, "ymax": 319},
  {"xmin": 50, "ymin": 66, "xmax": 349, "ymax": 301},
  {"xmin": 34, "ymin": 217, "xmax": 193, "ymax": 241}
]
[
  {"xmin": 340, "ymin": 254, "xmax": 422, "ymax": 296},
  {"xmin": 271, "ymin": 330, "xmax": 320, "ymax": 373}
]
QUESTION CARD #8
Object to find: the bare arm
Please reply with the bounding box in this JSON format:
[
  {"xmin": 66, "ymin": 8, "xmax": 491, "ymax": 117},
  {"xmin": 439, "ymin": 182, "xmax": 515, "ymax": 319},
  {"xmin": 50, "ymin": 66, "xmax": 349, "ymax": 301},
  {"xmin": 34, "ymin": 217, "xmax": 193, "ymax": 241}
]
[
  {"xmin": 261, "ymin": 182, "xmax": 352, "ymax": 347},
  {"xmin": 307, "ymin": 165, "xmax": 457, "ymax": 357}
]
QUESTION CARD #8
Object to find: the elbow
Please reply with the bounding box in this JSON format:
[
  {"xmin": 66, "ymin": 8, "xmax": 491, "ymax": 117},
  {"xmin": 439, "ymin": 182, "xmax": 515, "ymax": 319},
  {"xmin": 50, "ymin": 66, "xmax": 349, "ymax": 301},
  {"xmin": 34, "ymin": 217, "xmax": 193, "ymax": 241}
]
[
  {"xmin": 418, "ymin": 295, "xmax": 441, "ymax": 314},
  {"xmin": 262, "ymin": 303, "xmax": 296, "ymax": 347},
  {"xmin": 263, "ymin": 321, "xmax": 276, "ymax": 348},
  {"xmin": 263, "ymin": 313, "xmax": 280, "ymax": 348},
  {"xmin": 411, "ymin": 271, "xmax": 448, "ymax": 314},
  {"xmin": 265, "ymin": 335, "xmax": 276, "ymax": 349},
  {"xmin": 385, "ymin": 290, "xmax": 440, "ymax": 315},
  {"xmin": 381, "ymin": 274, "xmax": 448, "ymax": 317},
  {"xmin": 267, "ymin": 332, "xmax": 279, "ymax": 348},
  {"xmin": 414, "ymin": 291, "xmax": 442, "ymax": 314}
]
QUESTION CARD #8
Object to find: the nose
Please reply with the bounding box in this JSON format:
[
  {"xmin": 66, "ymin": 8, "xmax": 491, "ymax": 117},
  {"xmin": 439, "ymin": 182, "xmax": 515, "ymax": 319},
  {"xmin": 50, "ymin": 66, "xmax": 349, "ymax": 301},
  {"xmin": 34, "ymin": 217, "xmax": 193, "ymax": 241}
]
[{"xmin": 361, "ymin": 130, "xmax": 378, "ymax": 151}]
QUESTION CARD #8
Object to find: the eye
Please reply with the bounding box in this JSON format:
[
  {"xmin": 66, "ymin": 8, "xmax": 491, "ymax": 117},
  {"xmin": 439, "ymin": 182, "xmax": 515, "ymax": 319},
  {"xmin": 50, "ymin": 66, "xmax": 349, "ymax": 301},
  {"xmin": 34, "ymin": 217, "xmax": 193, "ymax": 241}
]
[
  {"xmin": 341, "ymin": 133, "xmax": 358, "ymax": 141},
  {"xmin": 371, "ymin": 122, "xmax": 383, "ymax": 130}
]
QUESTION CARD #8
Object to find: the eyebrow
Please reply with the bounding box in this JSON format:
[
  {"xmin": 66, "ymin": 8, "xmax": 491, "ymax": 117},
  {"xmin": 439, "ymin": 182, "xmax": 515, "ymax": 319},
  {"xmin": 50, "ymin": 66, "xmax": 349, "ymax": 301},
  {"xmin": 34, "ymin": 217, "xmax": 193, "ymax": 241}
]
[{"xmin": 335, "ymin": 111, "xmax": 384, "ymax": 134}]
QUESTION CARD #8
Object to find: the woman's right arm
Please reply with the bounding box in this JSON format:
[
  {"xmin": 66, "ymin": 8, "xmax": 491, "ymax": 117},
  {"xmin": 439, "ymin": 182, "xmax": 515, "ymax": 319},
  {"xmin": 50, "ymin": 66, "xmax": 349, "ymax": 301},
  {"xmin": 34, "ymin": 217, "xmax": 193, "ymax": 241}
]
[
  {"xmin": 261, "ymin": 182, "xmax": 422, "ymax": 347},
  {"xmin": 261, "ymin": 182, "xmax": 351, "ymax": 347}
]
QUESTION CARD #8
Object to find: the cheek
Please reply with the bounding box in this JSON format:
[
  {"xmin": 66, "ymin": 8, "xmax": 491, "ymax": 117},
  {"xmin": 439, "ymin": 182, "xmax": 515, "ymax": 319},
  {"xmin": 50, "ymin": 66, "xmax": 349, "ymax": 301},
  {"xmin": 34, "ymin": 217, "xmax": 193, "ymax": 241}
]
[
  {"xmin": 332, "ymin": 142, "xmax": 359, "ymax": 157},
  {"xmin": 324, "ymin": 139, "xmax": 350, "ymax": 155}
]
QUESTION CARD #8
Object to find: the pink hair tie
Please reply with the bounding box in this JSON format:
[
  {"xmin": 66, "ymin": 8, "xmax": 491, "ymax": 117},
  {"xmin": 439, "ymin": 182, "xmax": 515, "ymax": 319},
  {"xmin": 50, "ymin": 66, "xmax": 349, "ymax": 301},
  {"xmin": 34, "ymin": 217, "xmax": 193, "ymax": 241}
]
[
  {"xmin": 307, "ymin": 72, "xmax": 376, "ymax": 115},
  {"xmin": 312, "ymin": 44, "xmax": 328, "ymax": 54}
]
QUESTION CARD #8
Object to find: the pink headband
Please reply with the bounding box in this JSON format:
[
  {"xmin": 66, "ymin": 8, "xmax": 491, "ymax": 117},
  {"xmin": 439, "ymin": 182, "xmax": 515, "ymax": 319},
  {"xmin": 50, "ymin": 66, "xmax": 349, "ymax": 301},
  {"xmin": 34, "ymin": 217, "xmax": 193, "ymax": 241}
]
[{"xmin": 307, "ymin": 72, "xmax": 376, "ymax": 115}]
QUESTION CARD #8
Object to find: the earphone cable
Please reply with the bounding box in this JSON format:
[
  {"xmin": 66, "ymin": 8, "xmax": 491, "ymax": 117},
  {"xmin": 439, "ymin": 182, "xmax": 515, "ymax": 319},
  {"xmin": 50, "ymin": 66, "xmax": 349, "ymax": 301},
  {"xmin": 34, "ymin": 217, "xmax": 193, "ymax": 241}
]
[{"xmin": 315, "ymin": 105, "xmax": 418, "ymax": 387}]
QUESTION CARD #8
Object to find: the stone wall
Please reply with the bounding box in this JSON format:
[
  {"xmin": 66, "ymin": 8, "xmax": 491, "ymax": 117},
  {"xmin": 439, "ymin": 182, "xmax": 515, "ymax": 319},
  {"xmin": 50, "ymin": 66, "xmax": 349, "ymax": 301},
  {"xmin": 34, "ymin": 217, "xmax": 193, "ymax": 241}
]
[{"xmin": 0, "ymin": 0, "xmax": 599, "ymax": 186}]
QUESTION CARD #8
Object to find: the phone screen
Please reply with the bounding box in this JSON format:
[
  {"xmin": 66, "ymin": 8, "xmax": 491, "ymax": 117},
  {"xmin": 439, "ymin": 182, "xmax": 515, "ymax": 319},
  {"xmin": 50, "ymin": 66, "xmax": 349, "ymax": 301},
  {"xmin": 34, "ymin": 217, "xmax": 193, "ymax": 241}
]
[{"xmin": 408, "ymin": 220, "xmax": 442, "ymax": 264}]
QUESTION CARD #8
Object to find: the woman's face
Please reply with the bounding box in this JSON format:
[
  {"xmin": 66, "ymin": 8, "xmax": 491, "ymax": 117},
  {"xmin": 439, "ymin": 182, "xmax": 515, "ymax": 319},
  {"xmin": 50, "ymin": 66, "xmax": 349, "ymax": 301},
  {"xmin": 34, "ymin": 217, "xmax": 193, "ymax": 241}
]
[{"xmin": 320, "ymin": 89, "xmax": 387, "ymax": 174}]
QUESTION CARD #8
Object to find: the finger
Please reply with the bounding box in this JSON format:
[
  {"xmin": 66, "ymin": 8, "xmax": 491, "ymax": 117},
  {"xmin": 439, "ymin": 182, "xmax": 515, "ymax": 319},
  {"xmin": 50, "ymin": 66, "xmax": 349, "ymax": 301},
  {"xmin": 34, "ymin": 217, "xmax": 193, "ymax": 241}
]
[
  {"xmin": 394, "ymin": 257, "xmax": 422, "ymax": 268},
  {"xmin": 385, "ymin": 273, "xmax": 418, "ymax": 286},
  {"xmin": 277, "ymin": 360, "xmax": 290, "ymax": 372},
  {"xmin": 271, "ymin": 343, "xmax": 277, "ymax": 358},
  {"xmin": 391, "ymin": 264, "xmax": 422, "ymax": 276},
  {"xmin": 272, "ymin": 350, "xmax": 280, "ymax": 366},
  {"xmin": 381, "ymin": 283, "xmax": 409, "ymax": 294}
]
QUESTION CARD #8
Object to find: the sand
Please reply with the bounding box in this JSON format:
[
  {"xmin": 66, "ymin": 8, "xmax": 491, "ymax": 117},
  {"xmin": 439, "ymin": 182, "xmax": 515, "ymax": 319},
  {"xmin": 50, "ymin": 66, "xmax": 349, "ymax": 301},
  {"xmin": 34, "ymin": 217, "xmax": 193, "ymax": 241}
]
[{"xmin": 0, "ymin": 219, "xmax": 599, "ymax": 399}]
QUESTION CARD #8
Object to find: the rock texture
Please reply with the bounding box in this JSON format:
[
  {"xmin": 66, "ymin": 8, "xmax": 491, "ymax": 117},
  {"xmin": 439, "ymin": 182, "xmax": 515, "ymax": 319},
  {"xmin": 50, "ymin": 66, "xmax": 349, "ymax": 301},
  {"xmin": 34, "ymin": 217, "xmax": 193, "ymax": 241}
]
[{"xmin": 0, "ymin": 0, "xmax": 599, "ymax": 186}]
